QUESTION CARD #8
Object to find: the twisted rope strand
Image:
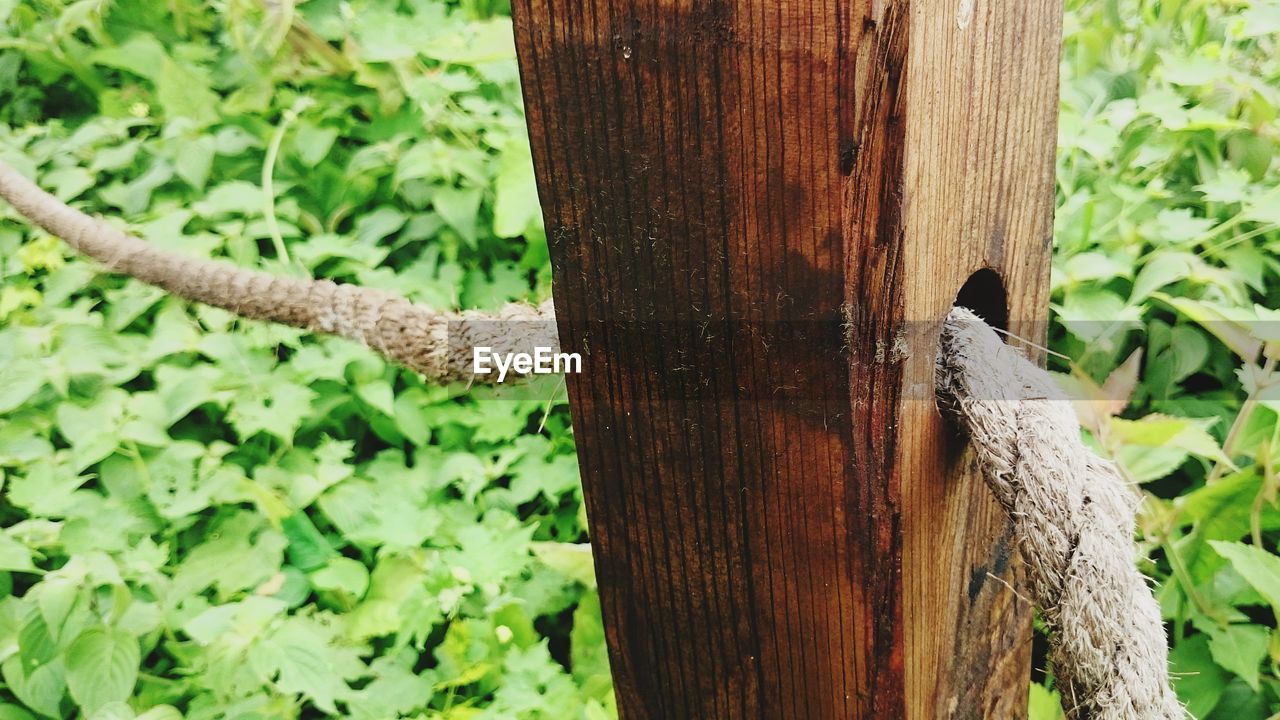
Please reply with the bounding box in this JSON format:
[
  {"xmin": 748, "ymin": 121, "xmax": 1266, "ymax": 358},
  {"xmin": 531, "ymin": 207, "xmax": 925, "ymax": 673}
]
[
  {"xmin": 0, "ymin": 159, "xmax": 556, "ymax": 383},
  {"xmin": 938, "ymin": 307, "xmax": 1184, "ymax": 720}
]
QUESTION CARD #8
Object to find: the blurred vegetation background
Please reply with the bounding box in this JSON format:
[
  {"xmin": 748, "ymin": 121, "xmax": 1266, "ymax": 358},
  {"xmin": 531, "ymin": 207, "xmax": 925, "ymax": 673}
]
[{"xmin": 0, "ymin": 0, "xmax": 1276, "ymax": 718}]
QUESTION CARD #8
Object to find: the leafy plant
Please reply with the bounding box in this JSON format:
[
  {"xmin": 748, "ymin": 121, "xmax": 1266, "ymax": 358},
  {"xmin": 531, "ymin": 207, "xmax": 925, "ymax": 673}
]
[
  {"xmin": 3, "ymin": 0, "xmax": 1280, "ymax": 717},
  {"xmin": 0, "ymin": 1, "xmax": 608, "ymax": 718},
  {"xmin": 1035, "ymin": 0, "xmax": 1280, "ymax": 716}
]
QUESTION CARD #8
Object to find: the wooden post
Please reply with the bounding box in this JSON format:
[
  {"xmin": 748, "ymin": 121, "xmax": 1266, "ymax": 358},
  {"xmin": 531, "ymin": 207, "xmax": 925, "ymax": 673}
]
[{"xmin": 512, "ymin": 1, "xmax": 1062, "ymax": 717}]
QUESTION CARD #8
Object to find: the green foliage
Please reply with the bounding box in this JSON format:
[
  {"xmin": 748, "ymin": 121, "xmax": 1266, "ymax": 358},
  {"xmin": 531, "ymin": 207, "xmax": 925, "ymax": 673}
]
[
  {"xmin": 2, "ymin": 0, "xmax": 1280, "ymax": 716},
  {"xmin": 0, "ymin": 1, "xmax": 608, "ymax": 718},
  {"xmin": 1040, "ymin": 0, "xmax": 1280, "ymax": 715}
]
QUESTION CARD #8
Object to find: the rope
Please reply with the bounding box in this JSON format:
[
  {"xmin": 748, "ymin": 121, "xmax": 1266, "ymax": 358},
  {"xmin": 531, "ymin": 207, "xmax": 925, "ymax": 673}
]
[
  {"xmin": 0, "ymin": 159, "xmax": 555, "ymax": 384},
  {"xmin": 937, "ymin": 307, "xmax": 1184, "ymax": 720}
]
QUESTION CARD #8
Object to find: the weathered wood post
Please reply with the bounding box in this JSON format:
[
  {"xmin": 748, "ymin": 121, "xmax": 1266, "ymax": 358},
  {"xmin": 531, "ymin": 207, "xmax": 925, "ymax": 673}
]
[{"xmin": 512, "ymin": 0, "xmax": 1062, "ymax": 716}]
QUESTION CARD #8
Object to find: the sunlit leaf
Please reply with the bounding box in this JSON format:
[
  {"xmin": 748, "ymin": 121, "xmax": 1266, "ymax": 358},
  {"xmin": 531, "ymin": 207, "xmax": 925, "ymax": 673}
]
[
  {"xmin": 1207, "ymin": 624, "xmax": 1269, "ymax": 691},
  {"xmin": 64, "ymin": 628, "xmax": 139, "ymax": 714}
]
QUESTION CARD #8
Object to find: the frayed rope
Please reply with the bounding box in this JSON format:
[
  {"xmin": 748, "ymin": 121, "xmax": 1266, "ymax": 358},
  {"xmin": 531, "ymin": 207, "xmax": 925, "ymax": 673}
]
[{"xmin": 937, "ymin": 307, "xmax": 1184, "ymax": 720}]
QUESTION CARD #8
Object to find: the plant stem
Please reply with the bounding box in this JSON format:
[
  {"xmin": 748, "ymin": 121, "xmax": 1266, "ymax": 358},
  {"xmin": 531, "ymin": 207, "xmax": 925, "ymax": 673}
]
[
  {"xmin": 1209, "ymin": 354, "xmax": 1277, "ymax": 484},
  {"xmin": 1251, "ymin": 428, "xmax": 1280, "ymax": 547},
  {"xmin": 262, "ymin": 98, "xmax": 313, "ymax": 268},
  {"xmin": 1164, "ymin": 529, "xmax": 1218, "ymax": 622},
  {"xmin": 1202, "ymin": 222, "xmax": 1280, "ymax": 259}
]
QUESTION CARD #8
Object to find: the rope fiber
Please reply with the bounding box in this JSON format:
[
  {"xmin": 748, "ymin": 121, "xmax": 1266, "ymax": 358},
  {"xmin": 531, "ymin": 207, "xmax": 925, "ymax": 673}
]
[
  {"xmin": 938, "ymin": 307, "xmax": 1184, "ymax": 720},
  {"xmin": 0, "ymin": 160, "xmax": 555, "ymax": 384}
]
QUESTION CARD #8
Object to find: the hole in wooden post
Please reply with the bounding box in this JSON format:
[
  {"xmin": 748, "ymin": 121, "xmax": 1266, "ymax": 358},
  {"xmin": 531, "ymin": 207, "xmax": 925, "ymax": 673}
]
[
  {"xmin": 937, "ymin": 267, "xmax": 1011, "ymax": 427},
  {"xmin": 953, "ymin": 267, "xmax": 1008, "ymax": 334}
]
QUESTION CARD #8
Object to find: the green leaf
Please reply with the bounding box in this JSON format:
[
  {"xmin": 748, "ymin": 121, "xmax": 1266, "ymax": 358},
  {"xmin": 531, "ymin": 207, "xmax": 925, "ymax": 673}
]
[
  {"xmin": 446, "ymin": 519, "xmax": 535, "ymax": 589},
  {"xmin": 41, "ymin": 166, "xmax": 94, "ymax": 201},
  {"xmin": 1207, "ymin": 624, "xmax": 1269, "ymax": 691},
  {"xmin": 7, "ymin": 460, "xmax": 91, "ymax": 517},
  {"xmin": 193, "ymin": 181, "xmax": 262, "ymax": 217},
  {"xmin": 1, "ymin": 656, "xmax": 66, "ymax": 719},
  {"xmin": 530, "ymin": 542, "xmax": 595, "ymax": 589},
  {"xmin": 1159, "ymin": 52, "xmax": 1229, "ymax": 86},
  {"xmin": 144, "ymin": 442, "xmax": 244, "ymax": 519},
  {"xmin": 344, "ymin": 654, "xmax": 434, "ymax": 719},
  {"xmin": 1210, "ymin": 541, "xmax": 1280, "ymax": 609},
  {"xmin": 1168, "ymin": 325, "xmax": 1211, "ymax": 385},
  {"xmin": 353, "ymin": 207, "xmax": 407, "ymax": 245},
  {"xmin": 249, "ymin": 617, "xmax": 360, "ymax": 713},
  {"xmin": 462, "ymin": 262, "xmax": 531, "ymax": 308},
  {"xmin": 181, "ymin": 596, "xmax": 286, "ymax": 646},
  {"xmin": 56, "ymin": 392, "xmax": 125, "ymax": 468},
  {"xmin": 318, "ymin": 476, "xmax": 441, "ymax": 549},
  {"xmin": 0, "ymin": 534, "xmax": 36, "ymax": 574},
  {"xmin": 1178, "ymin": 470, "xmax": 1280, "ymax": 542},
  {"xmin": 1156, "ymin": 294, "xmax": 1263, "ymax": 363},
  {"xmin": 1204, "ymin": 679, "xmax": 1269, "ymax": 719},
  {"xmin": 227, "ymin": 379, "xmax": 316, "ymax": 442},
  {"xmin": 107, "ymin": 704, "xmax": 182, "ymax": 720},
  {"xmin": 1063, "ymin": 251, "xmax": 1131, "ymax": 284},
  {"xmin": 309, "ymin": 557, "xmax": 370, "ymax": 601},
  {"xmin": 509, "ymin": 444, "xmax": 581, "ymax": 504},
  {"xmin": 172, "ymin": 513, "xmax": 286, "ymax": 600},
  {"xmin": 64, "ymin": 628, "xmax": 140, "ymax": 714},
  {"xmin": 570, "ymin": 591, "xmax": 610, "ymax": 689},
  {"xmin": 1234, "ymin": 140, "xmax": 1278, "ymax": 188},
  {"xmin": 172, "ymin": 134, "xmax": 216, "ymax": 190},
  {"xmin": 355, "ymin": 380, "xmax": 396, "ymax": 417},
  {"xmin": 434, "ymin": 186, "xmax": 483, "ymax": 246},
  {"xmin": 1146, "ymin": 208, "xmax": 1216, "ymax": 245},
  {"xmin": 18, "ymin": 613, "xmax": 58, "ymax": 668},
  {"xmin": 1170, "ymin": 634, "xmax": 1230, "ymax": 719},
  {"xmin": 1109, "ymin": 415, "xmax": 1230, "ymax": 465},
  {"xmin": 351, "ymin": 8, "xmax": 429, "ymax": 62},
  {"xmin": 155, "ymin": 59, "xmax": 219, "ymax": 127},
  {"xmin": 1196, "ymin": 166, "xmax": 1254, "ymax": 203},
  {"xmin": 493, "ymin": 139, "xmax": 541, "ymax": 238},
  {"xmin": 393, "ymin": 390, "xmax": 432, "ymax": 446},
  {"xmin": 54, "ymin": 0, "xmax": 107, "ymax": 37},
  {"xmin": 291, "ymin": 124, "xmax": 339, "ymax": 168},
  {"xmin": 87, "ymin": 34, "xmax": 167, "ymax": 81},
  {"xmin": 0, "ymin": 704, "xmax": 36, "ymax": 720},
  {"xmin": 282, "ymin": 512, "xmax": 336, "ymax": 572},
  {"xmin": 1234, "ymin": 4, "xmax": 1280, "ymax": 37},
  {"xmin": 1131, "ymin": 252, "xmax": 1194, "ymax": 303},
  {"xmin": 0, "ymin": 359, "xmax": 43, "ymax": 415},
  {"xmin": 87, "ymin": 701, "xmax": 134, "ymax": 720},
  {"xmin": 1028, "ymin": 682, "xmax": 1063, "ymax": 720},
  {"xmin": 35, "ymin": 577, "xmax": 81, "ymax": 642},
  {"xmin": 1056, "ymin": 287, "xmax": 1140, "ymax": 342},
  {"xmin": 346, "ymin": 555, "xmax": 431, "ymax": 640},
  {"xmin": 1115, "ymin": 444, "xmax": 1190, "ymax": 483},
  {"xmin": 422, "ymin": 17, "xmax": 516, "ymax": 65}
]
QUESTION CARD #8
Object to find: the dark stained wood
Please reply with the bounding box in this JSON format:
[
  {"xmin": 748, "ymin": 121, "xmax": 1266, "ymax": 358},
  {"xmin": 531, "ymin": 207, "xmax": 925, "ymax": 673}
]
[{"xmin": 511, "ymin": 0, "xmax": 1062, "ymax": 716}]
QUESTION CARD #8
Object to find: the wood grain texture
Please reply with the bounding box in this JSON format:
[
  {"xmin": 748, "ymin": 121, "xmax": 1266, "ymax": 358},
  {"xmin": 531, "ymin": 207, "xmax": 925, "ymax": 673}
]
[{"xmin": 511, "ymin": 0, "xmax": 1062, "ymax": 716}]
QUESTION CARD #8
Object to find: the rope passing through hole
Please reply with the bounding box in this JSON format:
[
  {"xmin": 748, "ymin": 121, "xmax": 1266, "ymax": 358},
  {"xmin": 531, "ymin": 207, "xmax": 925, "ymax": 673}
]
[{"xmin": 937, "ymin": 307, "xmax": 1184, "ymax": 720}]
